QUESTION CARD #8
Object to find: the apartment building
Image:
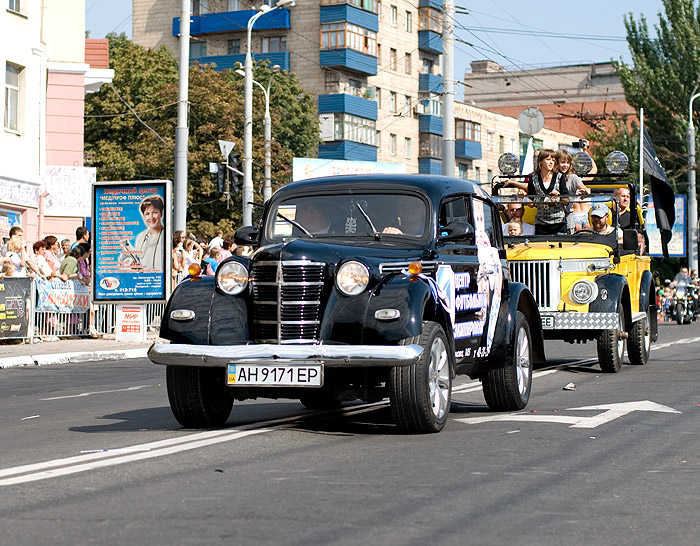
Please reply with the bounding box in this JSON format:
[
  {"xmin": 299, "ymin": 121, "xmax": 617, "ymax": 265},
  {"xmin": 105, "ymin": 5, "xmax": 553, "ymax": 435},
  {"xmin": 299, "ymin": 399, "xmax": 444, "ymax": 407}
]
[
  {"xmin": 132, "ymin": 1, "xmax": 579, "ymax": 180},
  {"xmin": 1, "ymin": 0, "xmax": 113, "ymax": 242}
]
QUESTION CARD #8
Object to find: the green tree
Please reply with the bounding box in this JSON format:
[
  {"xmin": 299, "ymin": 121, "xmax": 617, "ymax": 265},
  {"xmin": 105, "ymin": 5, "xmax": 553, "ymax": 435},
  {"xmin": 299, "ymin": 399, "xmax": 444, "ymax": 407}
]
[
  {"xmin": 585, "ymin": 115, "xmax": 640, "ymax": 176},
  {"xmin": 85, "ymin": 34, "xmax": 318, "ymax": 237}
]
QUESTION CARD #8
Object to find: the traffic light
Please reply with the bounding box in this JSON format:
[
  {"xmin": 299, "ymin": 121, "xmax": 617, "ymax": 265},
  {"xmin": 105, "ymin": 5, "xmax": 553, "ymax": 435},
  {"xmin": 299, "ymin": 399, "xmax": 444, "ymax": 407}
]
[
  {"xmin": 228, "ymin": 151, "xmax": 241, "ymax": 194},
  {"xmin": 216, "ymin": 162, "xmax": 227, "ymax": 193}
]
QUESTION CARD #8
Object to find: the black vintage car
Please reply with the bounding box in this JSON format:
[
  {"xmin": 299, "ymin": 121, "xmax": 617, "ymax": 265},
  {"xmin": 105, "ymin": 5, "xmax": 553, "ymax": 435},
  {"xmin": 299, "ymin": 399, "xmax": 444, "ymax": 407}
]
[{"xmin": 149, "ymin": 175, "xmax": 545, "ymax": 433}]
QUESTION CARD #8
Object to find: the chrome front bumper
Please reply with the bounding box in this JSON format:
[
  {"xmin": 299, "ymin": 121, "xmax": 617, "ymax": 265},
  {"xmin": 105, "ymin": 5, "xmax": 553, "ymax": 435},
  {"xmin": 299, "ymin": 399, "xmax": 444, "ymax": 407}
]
[
  {"xmin": 540, "ymin": 312, "xmax": 618, "ymax": 330},
  {"xmin": 148, "ymin": 343, "xmax": 424, "ymax": 368}
]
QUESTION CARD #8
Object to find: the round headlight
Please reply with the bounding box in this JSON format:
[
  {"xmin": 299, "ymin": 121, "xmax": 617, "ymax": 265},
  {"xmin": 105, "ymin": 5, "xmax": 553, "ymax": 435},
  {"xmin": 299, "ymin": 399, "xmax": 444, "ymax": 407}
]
[
  {"xmin": 605, "ymin": 151, "xmax": 629, "ymax": 174},
  {"xmin": 676, "ymin": 286, "xmax": 686, "ymax": 299},
  {"xmin": 570, "ymin": 280, "xmax": 599, "ymax": 305},
  {"xmin": 336, "ymin": 261, "xmax": 370, "ymax": 296},
  {"xmin": 498, "ymin": 153, "xmax": 520, "ymax": 175},
  {"xmin": 216, "ymin": 261, "xmax": 249, "ymax": 295},
  {"xmin": 572, "ymin": 152, "xmax": 593, "ymax": 175}
]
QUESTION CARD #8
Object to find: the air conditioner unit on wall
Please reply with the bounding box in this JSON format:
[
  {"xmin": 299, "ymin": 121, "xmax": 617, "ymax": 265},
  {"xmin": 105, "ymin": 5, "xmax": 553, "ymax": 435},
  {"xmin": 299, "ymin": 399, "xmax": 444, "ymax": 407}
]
[{"xmin": 413, "ymin": 104, "xmax": 425, "ymax": 116}]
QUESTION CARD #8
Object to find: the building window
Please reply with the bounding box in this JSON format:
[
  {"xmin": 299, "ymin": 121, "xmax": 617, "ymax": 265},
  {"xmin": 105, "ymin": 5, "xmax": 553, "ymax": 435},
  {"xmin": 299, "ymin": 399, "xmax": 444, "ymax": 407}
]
[
  {"xmin": 419, "ymin": 133, "xmax": 442, "ymax": 159},
  {"xmin": 227, "ymin": 39, "xmax": 241, "ymax": 54},
  {"xmin": 389, "ymin": 91, "xmax": 397, "ymax": 113},
  {"xmin": 389, "ymin": 49, "xmax": 397, "ymax": 70},
  {"xmin": 474, "ymin": 166, "xmax": 481, "ymax": 182},
  {"xmin": 321, "ymin": 23, "xmax": 377, "ymax": 56},
  {"xmin": 404, "ymin": 95, "xmax": 411, "ymax": 117},
  {"xmin": 4, "ymin": 63, "xmax": 21, "ymax": 132},
  {"xmin": 487, "ymin": 169, "xmax": 493, "ymax": 183},
  {"xmin": 327, "ymin": 113, "xmax": 377, "ymax": 146},
  {"xmin": 189, "ymin": 41, "xmax": 207, "ymax": 58},
  {"xmin": 499, "ymin": 135, "xmax": 505, "ymax": 153},
  {"xmin": 487, "ymin": 131, "xmax": 493, "ymax": 151},
  {"xmin": 227, "ymin": 0, "xmax": 240, "ymax": 10},
  {"xmin": 405, "ymin": 137, "xmax": 412, "ymax": 159},
  {"xmin": 390, "ymin": 133, "xmax": 396, "ymax": 155},
  {"xmin": 8, "ymin": 0, "xmax": 20, "ymax": 13},
  {"xmin": 421, "ymin": 57, "xmax": 434, "ymax": 75},
  {"xmin": 458, "ymin": 163, "xmax": 469, "ymax": 179},
  {"xmin": 425, "ymin": 96, "xmax": 442, "ymax": 116},
  {"xmin": 191, "ymin": 0, "xmax": 208, "ymax": 15},
  {"xmin": 405, "ymin": 11, "xmax": 412, "ymax": 32},
  {"xmin": 405, "ymin": 52, "xmax": 411, "ymax": 74},
  {"xmin": 511, "ymin": 138, "xmax": 517, "ymax": 153},
  {"xmin": 390, "ymin": 5, "xmax": 397, "ymax": 26},
  {"xmin": 418, "ymin": 7, "xmax": 442, "ymax": 33},
  {"xmin": 456, "ymin": 120, "xmax": 481, "ymax": 142},
  {"xmin": 320, "ymin": 0, "xmax": 377, "ymax": 14},
  {"xmin": 263, "ymin": 36, "xmax": 287, "ymax": 53}
]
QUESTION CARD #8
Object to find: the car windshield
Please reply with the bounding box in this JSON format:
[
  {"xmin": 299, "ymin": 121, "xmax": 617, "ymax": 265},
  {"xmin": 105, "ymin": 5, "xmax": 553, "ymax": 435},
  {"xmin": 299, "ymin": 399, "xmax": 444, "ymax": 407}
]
[{"xmin": 266, "ymin": 193, "xmax": 428, "ymax": 240}]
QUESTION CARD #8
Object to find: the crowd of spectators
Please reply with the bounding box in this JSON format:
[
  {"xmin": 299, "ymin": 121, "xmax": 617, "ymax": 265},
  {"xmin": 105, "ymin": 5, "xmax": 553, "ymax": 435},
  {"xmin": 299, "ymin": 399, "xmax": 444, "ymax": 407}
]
[{"xmin": 171, "ymin": 228, "xmax": 248, "ymax": 285}]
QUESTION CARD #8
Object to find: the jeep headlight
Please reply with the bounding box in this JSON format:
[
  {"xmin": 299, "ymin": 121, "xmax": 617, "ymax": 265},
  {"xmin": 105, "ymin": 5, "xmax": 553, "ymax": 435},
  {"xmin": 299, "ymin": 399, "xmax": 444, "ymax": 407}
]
[
  {"xmin": 216, "ymin": 261, "xmax": 249, "ymax": 295},
  {"xmin": 336, "ymin": 261, "xmax": 370, "ymax": 296},
  {"xmin": 570, "ymin": 280, "xmax": 599, "ymax": 305}
]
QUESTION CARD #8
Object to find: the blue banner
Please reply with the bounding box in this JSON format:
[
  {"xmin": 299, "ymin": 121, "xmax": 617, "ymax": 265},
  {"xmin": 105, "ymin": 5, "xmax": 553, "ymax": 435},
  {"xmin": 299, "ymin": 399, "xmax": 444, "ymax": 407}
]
[
  {"xmin": 93, "ymin": 181, "xmax": 169, "ymax": 302},
  {"xmin": 35, "ymin": 278, "xmax": 90, "ymax": 313}
]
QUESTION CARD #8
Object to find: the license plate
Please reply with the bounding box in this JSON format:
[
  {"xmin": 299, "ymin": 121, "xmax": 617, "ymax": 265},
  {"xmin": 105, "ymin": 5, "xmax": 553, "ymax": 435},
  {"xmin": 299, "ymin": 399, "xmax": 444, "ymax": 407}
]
[
  {"xmin": 541, "ymin": 315, "xmax": 554, "ymax": 328},
  {"xmin": 226, "ymin": 363, "xmax": 323, "ymax": 387}
]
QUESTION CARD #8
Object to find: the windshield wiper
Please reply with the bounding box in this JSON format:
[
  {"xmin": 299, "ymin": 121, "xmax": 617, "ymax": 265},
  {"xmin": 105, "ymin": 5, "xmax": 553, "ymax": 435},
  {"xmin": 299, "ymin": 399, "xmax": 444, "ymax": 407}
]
[
  {"xmin": 355, "ymin": 203, "xmax": 382, "ymax": 240},
  {"xmin": 276, "ymin": 212, "xmax": 313, "ymax": 238}
]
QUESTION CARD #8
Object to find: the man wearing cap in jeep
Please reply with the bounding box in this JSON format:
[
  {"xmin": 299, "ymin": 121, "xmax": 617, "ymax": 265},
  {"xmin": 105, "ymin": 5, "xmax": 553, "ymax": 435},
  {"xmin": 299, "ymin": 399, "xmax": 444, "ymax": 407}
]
[{"xmin": 590, "ymin": 203, "xmax": 623, "ymax": 242}]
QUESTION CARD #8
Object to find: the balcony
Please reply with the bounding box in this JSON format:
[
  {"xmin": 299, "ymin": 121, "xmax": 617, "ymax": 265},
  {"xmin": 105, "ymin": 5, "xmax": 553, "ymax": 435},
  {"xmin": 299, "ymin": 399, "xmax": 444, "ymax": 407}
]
[
  {"xmin": 419, "ymin": 73, "xmax": 442, "ymax": 94},
  {"xmin": 320, "ymin": 49, "xmax": 377, "ymax": 76},
  {"xmin": 173, "ymin": 9, "xmax": 291, "ymax": 36},
  {"xmin": 418, "ymin": 30, "xmax": 442, "ymax": 55},
  {"xmin": 320, "ymin": 4, "xmax": 378, "ymax": 32},
  {"xmin": 319, "ymin": 94, "xmax": 377, "ymax": 120},
  {"xmin": 192, "ymin": 52, "xmax": 290, "ymax": 72},
  {"xmin": 418, "ymin": 158, "xmax": 442, "ymax": 175},
  {"xmin": 455, "ymin": 140, "xmax": 482, "ymax": 160},
  {"xmin": 418, "ymin": 114, "xmax": 442, "ymax": 135},
  {"xmin": 319, "ymin": 141, "xmax": 377, "ymax": 161}
]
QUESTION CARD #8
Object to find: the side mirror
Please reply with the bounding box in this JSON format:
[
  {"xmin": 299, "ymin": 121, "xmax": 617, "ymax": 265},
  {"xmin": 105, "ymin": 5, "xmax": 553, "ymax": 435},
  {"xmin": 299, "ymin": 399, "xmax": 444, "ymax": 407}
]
[
  {"xmin": 438, "ymin": 221, "xmax": 475, "ymax": 243},
  {"xmin": 234, "ymin": 226, "xmax": 259, "ymax": 246},
  {"xmin": 622, "ymin": 229, "xmax": 638, "ymax": 251}
]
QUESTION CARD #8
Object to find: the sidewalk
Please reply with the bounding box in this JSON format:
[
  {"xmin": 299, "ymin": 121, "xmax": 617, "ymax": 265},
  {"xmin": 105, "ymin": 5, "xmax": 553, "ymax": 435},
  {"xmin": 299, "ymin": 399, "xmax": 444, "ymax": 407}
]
[{"xmin": 0, "ymin": 334, "xmax": 158, "ymax": 369}]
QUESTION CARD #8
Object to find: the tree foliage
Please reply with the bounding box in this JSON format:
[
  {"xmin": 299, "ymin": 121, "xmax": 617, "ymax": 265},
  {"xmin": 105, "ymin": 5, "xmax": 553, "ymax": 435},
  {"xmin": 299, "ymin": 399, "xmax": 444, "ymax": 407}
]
[
  {"xmin": 615, "ymin": 0, "xmax": 700, "ymax": 190},
  {"xmin": 85, "ymin": 34, "xmax": 319, "ymax": 237}
]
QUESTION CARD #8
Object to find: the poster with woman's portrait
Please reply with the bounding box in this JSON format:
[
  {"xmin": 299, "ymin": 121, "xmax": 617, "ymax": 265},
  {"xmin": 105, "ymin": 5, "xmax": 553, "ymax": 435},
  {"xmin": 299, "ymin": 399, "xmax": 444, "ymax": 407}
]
[{"xmin": 92, "ymin": 181, "xmax": 171, "ymax": 302}]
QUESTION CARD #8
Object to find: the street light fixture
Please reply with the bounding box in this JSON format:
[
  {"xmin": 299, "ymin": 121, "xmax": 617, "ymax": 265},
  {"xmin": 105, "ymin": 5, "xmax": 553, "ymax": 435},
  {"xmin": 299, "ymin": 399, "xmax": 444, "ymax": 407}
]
[
  {"xmin": 242, "ymin": 0, "xmax": 296, "ymax": 226},
  {"xmin": 688, "ymin": 81, "xmax": 700, "ymax": 271},
  {"xmin": 236, "ymin": 64, "xmax": 281, "ymax": 204}
]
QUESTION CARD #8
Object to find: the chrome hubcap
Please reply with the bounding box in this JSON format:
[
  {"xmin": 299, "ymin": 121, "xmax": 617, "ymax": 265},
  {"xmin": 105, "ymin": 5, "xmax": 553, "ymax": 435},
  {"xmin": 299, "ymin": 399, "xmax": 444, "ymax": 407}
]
[
  {"xmin": 428, "ymin": 336, "xmax": 450, "ymax": 419},
  {"xmin": 516, "ymin": 326, "xmax": 531, "ymax": 396},
  {"xmin": 617, "ymin": 314, "xmax": 625, "ymax": 360}
]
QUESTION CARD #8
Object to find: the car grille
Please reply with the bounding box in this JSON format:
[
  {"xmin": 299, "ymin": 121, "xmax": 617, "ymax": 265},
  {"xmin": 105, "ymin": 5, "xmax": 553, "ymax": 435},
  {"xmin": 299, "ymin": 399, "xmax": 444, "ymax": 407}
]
[
  {"xmin": 251, "ymin": 260, "xmax": 325, "ymax": 343},
  {"xmin": 509, "ymin": 260, "xmax": 560, "ymax": 311}
]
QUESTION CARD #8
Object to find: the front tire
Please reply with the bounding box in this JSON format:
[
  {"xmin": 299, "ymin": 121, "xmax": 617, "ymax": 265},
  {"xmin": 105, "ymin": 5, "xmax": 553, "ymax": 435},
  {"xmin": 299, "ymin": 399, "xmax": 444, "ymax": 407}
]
[
  {"xmin": 597, "ymin": 304, "xmax": 625, "ymax": 373},
  {"xmin": 390, "ymin": 321, "xmax": 452, "ymax": 433},
  {"xmin": 628, "ymin": 308, "xmax": 651, "ymax": 366},
  {"xmin": 676, "ymin": 303, "xmax": 684, "ymax": 325},
  {"xmin": 482, "ymin": 311, "xmax": 533, "ymax": 411},
  {"xmin": 166, "ymin": 366, "xmax": 233, "ymax": 428}
]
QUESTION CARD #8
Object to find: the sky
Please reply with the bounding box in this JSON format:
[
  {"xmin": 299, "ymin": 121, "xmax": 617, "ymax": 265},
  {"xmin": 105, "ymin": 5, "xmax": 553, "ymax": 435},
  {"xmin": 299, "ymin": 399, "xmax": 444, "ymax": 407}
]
[{"xmin": 85, "ymin": 0, "xmax": 667, "ymax": 100}]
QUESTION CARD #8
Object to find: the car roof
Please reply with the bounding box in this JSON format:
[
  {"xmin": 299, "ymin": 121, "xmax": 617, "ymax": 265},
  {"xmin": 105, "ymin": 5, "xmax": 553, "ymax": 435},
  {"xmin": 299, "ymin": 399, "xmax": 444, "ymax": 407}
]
[{"xmin": 275, "ymin": 174, "xmax": 489, "ymax": 203}]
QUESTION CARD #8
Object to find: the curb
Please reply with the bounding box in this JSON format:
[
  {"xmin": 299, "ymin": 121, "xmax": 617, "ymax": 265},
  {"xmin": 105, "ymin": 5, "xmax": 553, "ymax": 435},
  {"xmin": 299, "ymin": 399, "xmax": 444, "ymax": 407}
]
[{"xmin": 0, "ymin": 347, "xmax": 149, "ymax": 369}]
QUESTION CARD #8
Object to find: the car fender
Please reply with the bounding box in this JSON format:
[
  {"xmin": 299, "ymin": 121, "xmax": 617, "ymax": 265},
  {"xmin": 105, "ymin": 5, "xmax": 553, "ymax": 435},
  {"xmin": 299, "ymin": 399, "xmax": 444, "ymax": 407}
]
[
  {"xmin": 160, "ymin": 276, "xmax": 250, "ymax": 345},
  {"xmin": 638, "ymin": 270, "xmax": 658, "ymax": 342},
  {"xmin": 589, "ymin": 273, "xmax": 631, "ymax": 329}
]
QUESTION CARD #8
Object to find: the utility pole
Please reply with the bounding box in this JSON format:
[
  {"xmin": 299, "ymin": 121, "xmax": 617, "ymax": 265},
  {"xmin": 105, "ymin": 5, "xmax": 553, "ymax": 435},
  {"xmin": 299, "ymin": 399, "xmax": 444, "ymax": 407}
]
[
  {"xmin": 688, "ymin": 84, "xmax": 700, "ymax": 271},
  {"xmin": 173, "ymin": 0, "xmax": 190, "ymax": 233},
  {"xmin": 441, "ymin": 0, "xmax": 455, "ymax": 177}
]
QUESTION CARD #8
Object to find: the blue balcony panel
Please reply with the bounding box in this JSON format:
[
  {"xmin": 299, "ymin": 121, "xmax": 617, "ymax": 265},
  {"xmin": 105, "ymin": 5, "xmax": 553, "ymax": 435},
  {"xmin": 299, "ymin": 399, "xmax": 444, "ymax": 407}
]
[
  {"xmin": 418, "ymin": 30, "xmax": 443, "ymax": 55},
  {"xmin": 192, "ymin": 52, "xmax": 290, "ymax": 72},
  {"xmin": 418, "ymin": 114, "xmax": 442, "ymax": 135},
  {"xmin": 318, "ymin": 94, "xmax": 377, "ymax": 120},
  {"xmin": 455, "ymin": 140, "xmax": 482, "ymax": 160},
  {"xmin": 319, "ymin": 49, "xmax": 377, "ymax": 76},
  {"xmin": 319, "ymin": 141, "xmax": 377, "ymax": 162},
  {"xmin": 418, "ymin": 0, "xmax": 443, "ymax": 9},
  {"xmin": 320, "ymin": 5, "xmax": 378, "ymax": 32},
  {"xmin": 418, "ymin": 158, "xmax": 442, "ymax": 175},
  {"xmin": 419, "ymin": 73, "xmax": 443, "ymax": 94},
  {"xmin": 173, "ymin": 9, "xmax": 291, "ymax": 36}
]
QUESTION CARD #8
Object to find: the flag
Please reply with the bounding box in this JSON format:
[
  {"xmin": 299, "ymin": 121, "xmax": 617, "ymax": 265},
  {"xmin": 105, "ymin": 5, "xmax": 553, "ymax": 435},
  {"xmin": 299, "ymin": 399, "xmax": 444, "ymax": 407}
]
[
  {"xmin": 642, "ymin": 126, "xmax": 675, "ymax": 258},
  {"xmin": 521, "ymin": 137, "xmax": 534, "ymax": 175}
]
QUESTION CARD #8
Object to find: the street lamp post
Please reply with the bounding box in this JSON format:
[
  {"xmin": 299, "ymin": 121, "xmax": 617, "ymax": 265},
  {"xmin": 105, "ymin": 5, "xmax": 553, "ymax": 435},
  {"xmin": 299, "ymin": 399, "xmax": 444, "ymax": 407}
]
[
  {"xmin": 237, "ymin": 65, "xmax": 280, "ymax": 205},
  {"xmin": 242, "ymin": 0, "xmax": 295, "ymax": 226},
  {"xmin": 688, "ymin": 82, "xmax": 700, "ymax": 271}
]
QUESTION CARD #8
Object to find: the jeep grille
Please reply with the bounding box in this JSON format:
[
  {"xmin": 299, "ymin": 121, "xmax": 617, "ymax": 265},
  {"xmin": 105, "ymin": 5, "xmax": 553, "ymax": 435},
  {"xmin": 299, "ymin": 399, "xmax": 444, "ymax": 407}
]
[
  {"xmin": 509, "ymin": 260, "xmax": 560, "ymax": 311},
  {"xmin": 251, "ymin": 260, "xmax": 325, "ymax": 343}
]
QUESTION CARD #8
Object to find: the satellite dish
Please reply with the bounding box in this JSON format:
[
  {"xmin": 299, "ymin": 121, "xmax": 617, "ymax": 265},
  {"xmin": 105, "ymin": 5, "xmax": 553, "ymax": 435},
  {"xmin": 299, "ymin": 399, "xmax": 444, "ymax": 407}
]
[{"xmin": 518, "ymin": 107, "xmax": 545, "ymax": 136}]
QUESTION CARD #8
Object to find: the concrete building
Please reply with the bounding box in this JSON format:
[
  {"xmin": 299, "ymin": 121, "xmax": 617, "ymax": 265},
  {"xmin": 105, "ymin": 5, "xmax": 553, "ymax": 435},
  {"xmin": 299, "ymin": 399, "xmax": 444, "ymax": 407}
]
[
  {"xmin": 1, "ymin": 0, "xmax": 113, "ymax": 244},
  {"xmin": 131, "ymin": 1, "xmax": 579, "ymax": 181},
  {"xmin": 464, "ymin": 60, "xmax": 636, "ymax": 140}
]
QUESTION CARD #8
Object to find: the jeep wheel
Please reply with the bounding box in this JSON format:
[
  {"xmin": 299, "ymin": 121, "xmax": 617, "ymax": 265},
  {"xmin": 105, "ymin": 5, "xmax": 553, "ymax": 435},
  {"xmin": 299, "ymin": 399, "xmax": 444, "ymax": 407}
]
[
  {"xmin": 390, "ymin": 321, "xmax": 452, "ymax": 433},
  {"xmin": 482, "ymin": 311, "xmax": 532, "ymax": 411},
  {"xmin": 628, "ymin": 308, "xmax": 651, "ymax": 366},
  {"xmin": 166, "ymin": 366, "xmax": 233, "ymax": 428},
  {"xmin": 597, "ymin": 304, "xmax": 625, "ymax": 373}
]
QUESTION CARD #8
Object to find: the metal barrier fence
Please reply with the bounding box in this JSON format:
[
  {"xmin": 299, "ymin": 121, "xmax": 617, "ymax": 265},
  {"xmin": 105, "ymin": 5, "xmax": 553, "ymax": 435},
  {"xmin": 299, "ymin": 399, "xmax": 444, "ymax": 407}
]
[{"xmin": 94, "ymin": 303, "xmax": 165, "ymax": 335}]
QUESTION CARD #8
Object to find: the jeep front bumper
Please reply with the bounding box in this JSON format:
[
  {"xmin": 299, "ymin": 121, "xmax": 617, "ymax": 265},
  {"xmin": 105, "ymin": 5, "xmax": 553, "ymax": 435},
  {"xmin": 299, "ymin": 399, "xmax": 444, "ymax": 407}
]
[
  {"xmin": 540, "ymin": 312, "xmax": 618, "ymax": 330},
  {"xmin": 148, "ymin": 343, "xmax": 423, "ymax": 368}
]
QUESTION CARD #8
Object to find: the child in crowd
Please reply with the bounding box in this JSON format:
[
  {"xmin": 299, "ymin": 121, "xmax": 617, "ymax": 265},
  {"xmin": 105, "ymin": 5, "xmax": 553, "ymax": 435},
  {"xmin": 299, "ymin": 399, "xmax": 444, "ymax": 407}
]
[{"xmin": 506, "ymin": 221, "xmax": 523, "ymax": 236}]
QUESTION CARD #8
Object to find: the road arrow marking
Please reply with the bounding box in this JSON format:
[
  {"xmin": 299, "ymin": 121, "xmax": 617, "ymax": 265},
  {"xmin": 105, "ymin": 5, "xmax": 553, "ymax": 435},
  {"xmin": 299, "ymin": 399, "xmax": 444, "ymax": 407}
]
[{"xmin": 455, "ymin": 400, "xmax": 681, "ymax": 429}]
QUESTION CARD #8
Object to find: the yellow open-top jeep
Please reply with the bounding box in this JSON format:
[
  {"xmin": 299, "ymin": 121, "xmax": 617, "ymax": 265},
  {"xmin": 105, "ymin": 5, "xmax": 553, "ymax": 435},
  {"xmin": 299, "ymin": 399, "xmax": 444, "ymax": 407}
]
[{"xmin": 492, "ymin": 152, "xmax": 657, "ymax": 372}]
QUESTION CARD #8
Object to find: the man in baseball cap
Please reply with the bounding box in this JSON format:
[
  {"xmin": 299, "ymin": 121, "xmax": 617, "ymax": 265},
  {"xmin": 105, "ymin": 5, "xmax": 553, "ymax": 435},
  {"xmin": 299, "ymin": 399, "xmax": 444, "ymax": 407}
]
[{"xmin": 590, "ymin": 203, "xmax": 622, "ymax": 241}]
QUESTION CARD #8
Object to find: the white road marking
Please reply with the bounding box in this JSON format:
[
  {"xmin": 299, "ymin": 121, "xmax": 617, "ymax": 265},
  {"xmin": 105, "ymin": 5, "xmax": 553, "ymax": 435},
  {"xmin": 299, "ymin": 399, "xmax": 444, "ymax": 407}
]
[
  {"xmin": 41, "ymin": 385, "xmax": 152, "ymax": 401},
  {"xmin": 455, "ymin": 400, "xmax": 681, "ymax": 429}
]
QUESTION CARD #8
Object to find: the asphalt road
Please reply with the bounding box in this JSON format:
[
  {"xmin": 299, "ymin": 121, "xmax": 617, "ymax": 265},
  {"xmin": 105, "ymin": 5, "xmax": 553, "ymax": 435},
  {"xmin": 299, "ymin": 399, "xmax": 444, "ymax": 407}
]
[{"xmin": 2, "ymin": 321, "xmax": 700, "ymax": 546}]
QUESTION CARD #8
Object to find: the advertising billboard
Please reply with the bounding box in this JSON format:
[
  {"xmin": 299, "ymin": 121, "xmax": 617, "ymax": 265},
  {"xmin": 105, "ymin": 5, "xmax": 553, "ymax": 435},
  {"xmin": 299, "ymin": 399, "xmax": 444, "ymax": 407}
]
[
  {"xmin": 92, "ymin": 181, "xmax": 171, "ymax": 303},
  {"xmin": 645, "ymin": 194, "xmax": 686, "ymax": 258}
]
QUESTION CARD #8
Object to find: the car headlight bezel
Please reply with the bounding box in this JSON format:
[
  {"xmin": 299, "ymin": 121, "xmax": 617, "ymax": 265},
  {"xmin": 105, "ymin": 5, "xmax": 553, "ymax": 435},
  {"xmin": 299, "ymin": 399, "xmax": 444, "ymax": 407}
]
[
  {"xmin": 570, "ymin": 279, "xmax": 599, "ymax": 305},
  {"xmin": 216, "ymin": 260, "xmax": 249, "ymax": 296},
  {"xmin": 336, "ymin": 260, "xmax": 370, "ymax": 296}
]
